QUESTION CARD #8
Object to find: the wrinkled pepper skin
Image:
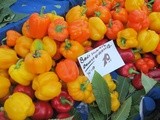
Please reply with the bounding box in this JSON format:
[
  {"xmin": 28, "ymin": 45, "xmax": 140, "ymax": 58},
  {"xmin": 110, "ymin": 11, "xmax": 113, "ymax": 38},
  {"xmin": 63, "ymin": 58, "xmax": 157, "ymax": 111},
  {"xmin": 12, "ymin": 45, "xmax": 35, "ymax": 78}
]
[
  {"xmin": 103, "ymin": 74, "xmax": 116, "ymax": 92},
  {"xmin": 147, "ymin": 68, "xmax": 160, "ymax": 81},
  {"xmin": 111, "ymin": 91, "xmax": 120, "ymax": 112},
  {"xmin": 51, "ymin": 91, "xmax": 74, "ymax": 113},
  {"xmin": 0, "ymin": 76, "xmax": 11, "ymax": 98},
  {"xmin": 135, "ymin": 57, "xmax": 156, "ymax": 73},
  {"xmin": 88, "ymin": 17, "xmax": 107, "ymax": 41},
  {"xmin": 137, "ymin": 30, "xmax": 160, "ymax": 53},
  {"xmin": 116, "ymin": 28, "xmax": 138, "ymax": 49},
  {"xmin": 32, "ymin": 72, "xmax": 62, "ymax": 101},
  {"xmin": 67, "ymin": 75, "xmax": 94, "ymax": 102},
  {"xmin": 9, "ymin": 59, "xmax": 35, "ymax": 86},
  {"xmin": 4, "ymin": 92, "xmax": 35, "ymax": 120}
]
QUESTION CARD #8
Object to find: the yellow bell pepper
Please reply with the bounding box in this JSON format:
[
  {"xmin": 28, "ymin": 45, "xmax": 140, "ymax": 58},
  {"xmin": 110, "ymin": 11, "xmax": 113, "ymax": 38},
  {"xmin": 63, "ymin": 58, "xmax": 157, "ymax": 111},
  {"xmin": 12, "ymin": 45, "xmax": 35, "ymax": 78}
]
[
  {"xmin": 149, "ymin": 12, "xmax": 160, "ymax": 34},
  {"xmin": 111, "ymin": 91, "xmax": 120, "ymax": 112},
  {"xmin": 4, "ymin": 92, "xmax": 35, "ymax": 120},
  {"xmin": 32, "ymin": 72, "xmax": 62, "ymax": 101},
  {"xmin": 8, "ymin": 59, "xmax": 35, "ymax": 86},
  {"xmin": 125, "ymin": 0, "xmax": 145, "ymax": 12},
  {"xmin": 0, "ymin": 76, "xmax": 10, "ymax": 98},
  {"xmin": 88, "ymin": 17, "xmax": 107, "ymax": 41},
  {"xmin": 137, "ymin": 30, "xmax": 160, "ymax": 53},
  {"xmin": 83, "ymin": 92, "xmax": 95, "ymax": 104},
  {"xmin": 67, "ymin": 75, "xmax": 93, "ymax": 101},
  {"xmin": 65, "ymin": 5, "xmax": 88, "ymax": 23},
  {"xmin": 47, "ymin": 11, "xmax": 64, "ymax": 22},
  {"xmin": 103, "ymin": 74, "xmax": 116, "ymax": 92},
  {"xmin": 30, "ymin": 37, "xmax": 57, "ymax": 57},
  {"xmin": 116, "ymin": 28, "xmax": 138, "ymax": 49}
]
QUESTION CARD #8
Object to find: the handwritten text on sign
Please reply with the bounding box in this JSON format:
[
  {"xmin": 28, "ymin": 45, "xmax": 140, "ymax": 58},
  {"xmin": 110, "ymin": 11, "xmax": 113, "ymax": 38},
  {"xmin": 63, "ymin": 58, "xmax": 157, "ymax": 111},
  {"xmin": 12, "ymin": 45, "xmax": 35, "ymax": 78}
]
[{"xmin": 78, "ymin": 40, "xmax": 125, "ymax": 81}]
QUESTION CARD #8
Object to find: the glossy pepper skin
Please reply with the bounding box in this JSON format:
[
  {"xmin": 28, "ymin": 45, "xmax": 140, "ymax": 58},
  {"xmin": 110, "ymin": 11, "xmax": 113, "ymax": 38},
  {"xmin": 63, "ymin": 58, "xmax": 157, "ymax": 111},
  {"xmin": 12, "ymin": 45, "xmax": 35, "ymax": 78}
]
[
  {"xmin": 32, "ymin": 72, "xmax": 62, "ymax": 101},
  {"xmin": 135, "ymin": 57, "xmax": 156, "ymax": 73},
  {"xmin": 88, "ymin": 17, "xmax": 107, "ymax": 41},
  {"xmin": 131, "ymin": 74, "xmax": 143, "ymax": 90},
  {"xmin": 59, "ymin": 39, "xmax": 85, "ymax": 61},
  {"xmin": 116, "ymin": 28, "xmax": 138, "ymax": 49},
  {"xmin": 51, "ymin": 91, "xmax": 74, "ymax": 113},
  {"xmin": 31, "ymin": 101, "xmax": 53, "ymax": 120},
  {"xmin": 0, "ymin": 76, "xmax": 11, "ymax": 98},
  {"xmin": 147, "ymin": 68, "xmax": 160, "ymax": 81},
  {"xmin": 117, "ymin": 63, "xmax": 139, "ymax": 78},
  {"xmin": 137, "ymin": 30, "xmax": 160, "ymax": 53},
  {"xmin": 8, "ymin": 59, "xmax": 35, "ymax": 86},
  {"xmin": 4, "ymin": 92, "xmax": 35, "ymax": 120},
  {"xmin": 29, "ymin": 6, "xmax": 51, "ymax": 39},
  {"xmin": 117, "ymin": 48, "xmax": 135, "ymax": 64},
  {"xmin": 149, "ymin": 12, "xmax": 160, "ymax": 33}
]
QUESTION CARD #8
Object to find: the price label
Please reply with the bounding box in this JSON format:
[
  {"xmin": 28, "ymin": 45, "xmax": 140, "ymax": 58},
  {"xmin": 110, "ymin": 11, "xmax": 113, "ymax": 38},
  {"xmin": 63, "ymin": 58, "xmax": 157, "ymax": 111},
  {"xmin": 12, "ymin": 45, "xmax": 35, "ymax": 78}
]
[{"xmin": 78, "ymin": 40, "xmax": 125, "ymax": 81}]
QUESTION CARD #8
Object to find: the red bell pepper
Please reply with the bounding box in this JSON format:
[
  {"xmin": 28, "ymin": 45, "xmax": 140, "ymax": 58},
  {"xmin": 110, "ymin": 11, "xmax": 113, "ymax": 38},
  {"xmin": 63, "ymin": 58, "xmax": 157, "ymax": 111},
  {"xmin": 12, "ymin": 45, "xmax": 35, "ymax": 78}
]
[
  {"xmin": 117, "ymin": 63, "xmax": 139, "ymax": 78},
  {"xmin": 147, "ymin": 68, "xmax": 160, "ymax": 81},
  {"xmin": 56, "ymin": 112, "xmax": 72, "ymax": 119},
  {"xmin": 152, "ymin": 0, "xmax": 160, "ymax": 12},
  {"xmin": 51, "ymin": 91, "xmax": 74, "ymax": 113},
  {"xmin": 117, "ymin": 48, "xmax": 135, "ymax": 64},
  {"xmin": 131, "ymin": 74, "xmax": 143, "ymax": 90},
  {"xmin": 31, "ymin": 101, "xmax": 54, "ymax": 120},
  {"xmin": 135, "ymin": 57, "xmax": 156, "ymax": 73}
]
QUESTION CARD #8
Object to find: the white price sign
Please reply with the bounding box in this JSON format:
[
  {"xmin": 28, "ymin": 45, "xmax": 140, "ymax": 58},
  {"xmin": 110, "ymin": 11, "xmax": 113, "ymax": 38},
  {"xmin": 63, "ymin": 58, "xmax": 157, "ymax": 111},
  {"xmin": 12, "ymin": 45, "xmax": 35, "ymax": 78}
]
[{"xmin": 78, "ymin": 40, "xmax": 125, "ymax": 81}]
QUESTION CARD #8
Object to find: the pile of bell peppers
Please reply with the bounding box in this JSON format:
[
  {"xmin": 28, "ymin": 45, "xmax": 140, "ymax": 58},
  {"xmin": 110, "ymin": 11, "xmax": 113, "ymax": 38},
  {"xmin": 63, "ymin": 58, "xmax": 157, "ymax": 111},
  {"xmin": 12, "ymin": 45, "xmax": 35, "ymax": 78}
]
[{"xmin": 0, "ymin": 0, "xmax": 160, "ymax": 119}]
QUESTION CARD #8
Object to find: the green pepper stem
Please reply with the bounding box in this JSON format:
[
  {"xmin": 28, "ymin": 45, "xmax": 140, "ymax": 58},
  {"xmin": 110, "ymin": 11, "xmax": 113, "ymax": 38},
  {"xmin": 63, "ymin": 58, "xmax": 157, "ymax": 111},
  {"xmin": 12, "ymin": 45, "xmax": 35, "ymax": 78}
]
[
  {"xmin": 129, "ymin": 68, "xmax": 139, "ymax": 74},
  {"xmin": 81, "ymin": 6, "xmax": 87, "ymax": 16},
  {"xmin": 40, "ymin": 6, "xmax": 46, "ymax": 16},
  {"xmin": 1, "ymin": 38, "xmax": 6, "ymax": 45},
  {"xmin": 121, "ymin": 37, "xmax": 126, "ymax": 46},
  {"xmin": 80, "ymin": 80, "xmax": 89, "ymax": 91},
  {"xmin": 102, "ymin": 0, "xmax": 106, "ymax": 6},
  {"xmin": 112, "ymin": 2, "xmax": 120, "ymax": 9},
  {"xmin": 55, "ymin": 25, "xmax": 66, "ymax": 32},
  {"xmin": 65, "ymin": 39, "xmax": 72, "ymax": 50},
  {"xmin": 33, "ymin": 50, "xmax": 41, "ymax": 58},
  {"xmin": 108, "ymin": 19, "xmax": 113, "ymax": 28},
  {"xmin": 60, "ymin": 97, "xmax": 73, "ymax": 106},
  {"xmin": 95, "ymin": 11, "xmax": 101, "ymax": 17},
  {"xmin": 15, "ymin": 59, "xmax": 24, "ymax": 69}
]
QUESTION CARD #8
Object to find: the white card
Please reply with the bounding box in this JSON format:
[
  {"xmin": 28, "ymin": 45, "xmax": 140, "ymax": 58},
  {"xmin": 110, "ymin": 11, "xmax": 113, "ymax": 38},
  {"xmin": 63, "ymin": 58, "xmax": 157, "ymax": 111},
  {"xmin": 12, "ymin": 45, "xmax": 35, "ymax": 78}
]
[{"xmin": 78, "ymin": 40, "xmax": 125, "ymax": 81}]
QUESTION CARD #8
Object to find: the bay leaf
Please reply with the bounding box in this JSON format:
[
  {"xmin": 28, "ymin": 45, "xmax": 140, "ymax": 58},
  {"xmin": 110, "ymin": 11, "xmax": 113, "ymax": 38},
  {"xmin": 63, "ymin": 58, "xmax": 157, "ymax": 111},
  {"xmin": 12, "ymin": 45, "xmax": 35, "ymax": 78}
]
[
  {"xmin": 92, "ymin": 71, "xmax": 111, "ymax": 115},
  {"xmin": 141, "ymin": 73, "xmax": 157, "ymax": 93},
  {"xmin": 116, "ymin": 75, "xmax": 130, "ymax": 103},
  {"xmin": 111, "ymin": 96, "xmax": 132, "ymax": 120}
]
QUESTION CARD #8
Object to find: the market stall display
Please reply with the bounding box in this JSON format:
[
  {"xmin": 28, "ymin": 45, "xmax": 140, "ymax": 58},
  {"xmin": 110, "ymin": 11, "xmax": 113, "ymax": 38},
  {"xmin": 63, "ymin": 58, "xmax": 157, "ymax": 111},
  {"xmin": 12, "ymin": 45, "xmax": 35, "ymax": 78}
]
[{"xmin": 0, "ymin": 0, "xmax": 160, "ymax": 120}]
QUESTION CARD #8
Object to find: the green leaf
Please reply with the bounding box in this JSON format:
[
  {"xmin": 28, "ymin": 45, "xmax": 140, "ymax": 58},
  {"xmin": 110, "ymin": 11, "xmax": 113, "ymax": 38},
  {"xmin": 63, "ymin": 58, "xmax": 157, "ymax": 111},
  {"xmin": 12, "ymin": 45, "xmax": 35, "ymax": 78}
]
[
  {"xmin": 88, "ymin": 105, "xmax": 106, "ymax": 120},
  {"xmin": 92, "ymin": 71, "xmax": 111, "ymax": 115},
  {"xmin": 131, "ymin": 89, "xmax": 145, "ymax": 106},
  {"xmin": 0, "ymin": 0, "xmax": 17, "ymax": 9},
  {"xmin": 111, "ymin": 97, "xmax": 132, "ymax": 120},
  {"xmin": 141, "ymin": 73, "xmax": 157, "ymax": 93},
  {"xmin": 116, "ymin": 75, "xmax": 130, "ymax": 103},
  {"xmin": 127, "ymin": 105, "xmax": 139, "ymax": 120}
]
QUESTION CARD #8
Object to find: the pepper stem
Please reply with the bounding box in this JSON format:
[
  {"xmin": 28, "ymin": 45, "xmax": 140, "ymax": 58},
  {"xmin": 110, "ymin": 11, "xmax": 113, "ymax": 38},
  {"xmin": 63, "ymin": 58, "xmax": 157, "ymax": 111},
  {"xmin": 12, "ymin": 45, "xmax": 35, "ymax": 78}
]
[
  {"xmin": 80, "ymin": 80, "xmax": 89, "ymax": 91},
  {"xmin": 121, "ymin": 37, "xmax": 126, "ymax": 46},
  {"xmin": 65, "ymin": 39, "xmax": 72, "ymax": 50},
  {"xmin": 95, "ymin": 11, "xmax": 101, "ymax": 17},
  {"xmin": 60, "ymin": 97, "xmax": 73, "ymax": 106},
  {"xmin": 129, "ymin": 68, "xmax": 139, "ymax": 75},
  {"xmin": 15, "ymin": 59, "xmax": 24, "ymax": 69},
  {"xmin": 1, "ymin": 38, "xmax": 6, "ymax": 45},
  {"xmin": 81, "ymin": 6, "xmax": 87, "ymax": 16},
  {"xmin": 40, "ymin": 6, "xmax": 46, "ymax": 16},
  {"xmin": 33, "ymin": 50, "xmax": 41, "ymax": 58},
  {"xmin": 55, "ymin": 25, "xmax": 66, "ymax": 32},
  {"xmin": 108, "ymin": 19, "xmax": 113, "ymax": 28}
]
